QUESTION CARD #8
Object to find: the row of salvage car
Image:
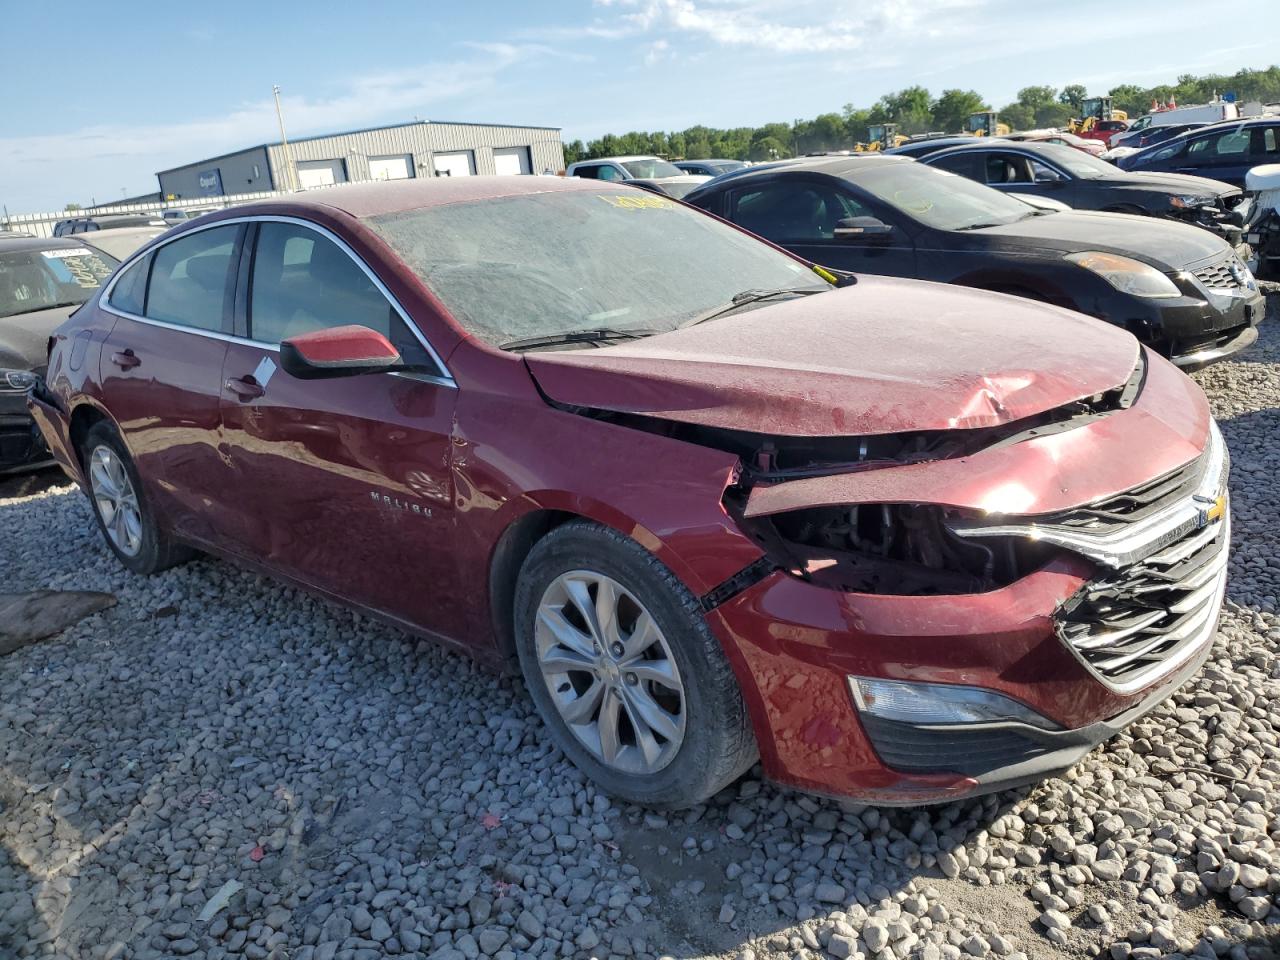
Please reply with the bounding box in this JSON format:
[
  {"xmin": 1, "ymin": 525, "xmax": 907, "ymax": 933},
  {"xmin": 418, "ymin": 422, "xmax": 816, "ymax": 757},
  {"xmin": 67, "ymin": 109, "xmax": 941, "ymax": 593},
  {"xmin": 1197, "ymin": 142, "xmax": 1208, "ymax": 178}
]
[{"xmin": 0, "ymin": 139, "xmax": 1263, "ymax": 808}]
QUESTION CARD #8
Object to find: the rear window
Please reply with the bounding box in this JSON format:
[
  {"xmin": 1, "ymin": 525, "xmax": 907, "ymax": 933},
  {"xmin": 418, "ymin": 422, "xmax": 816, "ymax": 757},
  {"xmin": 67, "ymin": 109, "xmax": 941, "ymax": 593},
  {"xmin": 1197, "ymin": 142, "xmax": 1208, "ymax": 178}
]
[{"xmin": 0, "ymin": 245, "xmax": 118, "ymax": 318}]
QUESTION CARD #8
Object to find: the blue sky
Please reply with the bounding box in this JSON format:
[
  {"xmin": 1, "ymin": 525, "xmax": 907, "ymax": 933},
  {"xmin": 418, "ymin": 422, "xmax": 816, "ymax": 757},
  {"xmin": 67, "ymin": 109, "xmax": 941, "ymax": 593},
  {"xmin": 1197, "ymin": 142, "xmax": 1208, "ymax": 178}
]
[{"xmin": 2, "ymin": 0, "xmax": 1276, "ymax": 211}]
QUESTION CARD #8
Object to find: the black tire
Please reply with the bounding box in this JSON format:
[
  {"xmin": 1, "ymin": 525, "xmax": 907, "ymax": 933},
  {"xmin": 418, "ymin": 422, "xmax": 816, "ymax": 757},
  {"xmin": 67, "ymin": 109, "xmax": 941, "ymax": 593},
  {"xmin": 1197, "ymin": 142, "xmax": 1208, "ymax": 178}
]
[
  {"xmin": 514, "ymin": 521, "xmax": 757, "ymax": 808},
  {"xmin": 81, "ymin": 421, "xmax": 194, "ymax": 575}
]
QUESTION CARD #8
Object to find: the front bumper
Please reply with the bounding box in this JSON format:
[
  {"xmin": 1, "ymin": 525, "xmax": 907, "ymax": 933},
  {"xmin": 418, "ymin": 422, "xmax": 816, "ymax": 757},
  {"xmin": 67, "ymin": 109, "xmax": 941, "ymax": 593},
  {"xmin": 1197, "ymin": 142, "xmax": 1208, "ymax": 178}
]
[
  {"xmin": 1140, "ymin": 286, "xmax": 1265, "ymax": 370},
  {"xmin": 25, "ymin": 383, "xmax": 84, "ymax": 486}
]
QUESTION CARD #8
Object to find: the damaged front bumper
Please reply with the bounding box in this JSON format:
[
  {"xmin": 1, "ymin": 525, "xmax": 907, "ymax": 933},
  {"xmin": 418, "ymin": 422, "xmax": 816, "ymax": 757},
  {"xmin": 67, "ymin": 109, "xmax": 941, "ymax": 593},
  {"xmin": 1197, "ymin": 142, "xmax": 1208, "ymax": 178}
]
[{"xmin": 704, "ymin": 353, "xmax": 1227, "ymax": 804}]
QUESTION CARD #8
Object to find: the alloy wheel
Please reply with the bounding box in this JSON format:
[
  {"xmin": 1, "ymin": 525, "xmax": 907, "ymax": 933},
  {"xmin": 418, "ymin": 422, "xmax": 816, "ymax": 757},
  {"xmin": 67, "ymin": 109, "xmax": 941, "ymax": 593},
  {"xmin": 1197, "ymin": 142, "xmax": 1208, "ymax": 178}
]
[
  {"xmin": 535, "ymin": 570, "xmax": 687, "ymax": 775},
  {"xmin": 89, "ymin": 445, "xmax": 143, "ymax": 557}
]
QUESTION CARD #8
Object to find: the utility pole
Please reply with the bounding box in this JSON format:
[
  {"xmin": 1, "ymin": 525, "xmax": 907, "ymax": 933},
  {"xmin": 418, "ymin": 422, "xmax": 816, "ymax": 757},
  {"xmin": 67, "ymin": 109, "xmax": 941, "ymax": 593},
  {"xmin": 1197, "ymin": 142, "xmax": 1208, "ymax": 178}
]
[{"xmin": 273, "ymin": 84, "xmax": 299, "ymax": 191}]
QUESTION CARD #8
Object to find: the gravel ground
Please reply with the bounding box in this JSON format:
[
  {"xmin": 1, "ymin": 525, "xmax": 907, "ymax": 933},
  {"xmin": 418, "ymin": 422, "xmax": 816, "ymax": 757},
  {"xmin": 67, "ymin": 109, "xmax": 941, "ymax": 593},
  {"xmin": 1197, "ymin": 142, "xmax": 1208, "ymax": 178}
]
[{"xmin": 3, "ymin": 300, "xmax": 1280, "ymax": 960}]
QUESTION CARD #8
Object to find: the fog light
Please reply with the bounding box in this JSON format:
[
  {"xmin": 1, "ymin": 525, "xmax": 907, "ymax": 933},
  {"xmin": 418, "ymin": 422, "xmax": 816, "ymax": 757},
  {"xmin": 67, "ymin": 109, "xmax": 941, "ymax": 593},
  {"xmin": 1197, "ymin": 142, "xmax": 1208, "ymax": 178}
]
[{"xmin": 849, "ymin": 676, "xmax": 1060, "ymax": 730}]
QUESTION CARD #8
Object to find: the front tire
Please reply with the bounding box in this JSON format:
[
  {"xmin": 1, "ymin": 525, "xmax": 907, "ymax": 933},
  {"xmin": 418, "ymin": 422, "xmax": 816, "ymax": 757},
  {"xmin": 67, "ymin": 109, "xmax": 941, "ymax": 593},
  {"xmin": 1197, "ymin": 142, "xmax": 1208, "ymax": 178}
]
[
  {"xmin": 81, "ymin": 421, "xmax": 193, "ymax": 575},
  {"xmin": 514, "ymin": 521, "xmax": 757, "ymax": 808}
]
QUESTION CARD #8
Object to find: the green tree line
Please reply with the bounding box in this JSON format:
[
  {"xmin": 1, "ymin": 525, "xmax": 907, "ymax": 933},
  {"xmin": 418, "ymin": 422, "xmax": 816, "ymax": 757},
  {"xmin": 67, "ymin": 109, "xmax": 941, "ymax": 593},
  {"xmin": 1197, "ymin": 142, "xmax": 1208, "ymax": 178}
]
[{"xmin": 563, "ymin": 65, "xmax": 1280, "ymax": 165}]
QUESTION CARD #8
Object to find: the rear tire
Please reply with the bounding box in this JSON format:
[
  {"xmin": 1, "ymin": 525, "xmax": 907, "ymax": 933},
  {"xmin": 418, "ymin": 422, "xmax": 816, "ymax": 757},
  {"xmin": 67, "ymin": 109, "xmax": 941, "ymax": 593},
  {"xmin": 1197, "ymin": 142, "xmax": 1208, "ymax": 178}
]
[
  {"xmin": 514, "ymin": 521, "xmax": 757, "ymax": 808},
  {"xmin": 81, "ymin": 421, "xmax": 194, "ymax": 575}
]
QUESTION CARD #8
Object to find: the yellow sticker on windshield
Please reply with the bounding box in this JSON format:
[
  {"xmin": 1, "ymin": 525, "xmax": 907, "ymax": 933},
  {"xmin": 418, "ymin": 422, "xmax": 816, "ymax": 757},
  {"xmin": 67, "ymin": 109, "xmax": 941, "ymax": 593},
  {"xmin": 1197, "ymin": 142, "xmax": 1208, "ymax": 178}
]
[{"xmin": 597, "ymin": 194, "xmax": 675, "ymax": 210}]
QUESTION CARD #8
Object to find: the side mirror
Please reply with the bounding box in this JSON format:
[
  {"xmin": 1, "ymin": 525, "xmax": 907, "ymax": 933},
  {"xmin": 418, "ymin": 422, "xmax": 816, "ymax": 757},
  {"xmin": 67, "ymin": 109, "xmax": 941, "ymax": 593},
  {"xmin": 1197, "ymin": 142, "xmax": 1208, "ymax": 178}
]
[
  {"xmin": 834, "ymin": 216, "xmax": 894, "ymax": 241},
  {"xmin": 280, "ymin": 325, "xmax": 403, "ymax": 380}
]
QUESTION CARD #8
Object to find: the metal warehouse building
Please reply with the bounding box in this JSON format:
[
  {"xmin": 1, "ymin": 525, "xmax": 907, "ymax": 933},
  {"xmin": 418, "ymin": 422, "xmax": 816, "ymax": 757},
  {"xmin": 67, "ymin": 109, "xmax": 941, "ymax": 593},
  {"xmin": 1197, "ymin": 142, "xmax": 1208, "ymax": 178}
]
[{"xmin": 155, "ymin": 119, "xmax": 564, "ymax": 199}]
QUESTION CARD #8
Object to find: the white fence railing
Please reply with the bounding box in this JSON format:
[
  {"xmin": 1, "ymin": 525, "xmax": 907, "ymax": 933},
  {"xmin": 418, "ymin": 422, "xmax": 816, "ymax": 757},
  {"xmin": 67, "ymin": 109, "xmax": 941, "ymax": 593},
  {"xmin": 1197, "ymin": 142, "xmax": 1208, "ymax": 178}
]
[{"xmin": 2, "ymin": 189, "xmax": 297, "ymax": 238}]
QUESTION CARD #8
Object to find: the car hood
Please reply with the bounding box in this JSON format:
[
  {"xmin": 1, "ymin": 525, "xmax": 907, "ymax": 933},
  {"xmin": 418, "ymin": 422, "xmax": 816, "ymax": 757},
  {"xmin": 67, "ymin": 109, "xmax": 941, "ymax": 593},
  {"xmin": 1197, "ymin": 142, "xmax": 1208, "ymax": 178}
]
[
  {"xmin": 524, "ymin": 277, "xmax": 1139, "ymax": 437},
  {"xmin": 0, "ymin": 304, "xmax": 78, "ymax": 370},
  {"xmin": 976, "ymin": 210, "xmax": 1228, "ymax": 268},
  {"xmin": 1101, "ymin": 171, "xmax": 1239, "ymax": 198}
]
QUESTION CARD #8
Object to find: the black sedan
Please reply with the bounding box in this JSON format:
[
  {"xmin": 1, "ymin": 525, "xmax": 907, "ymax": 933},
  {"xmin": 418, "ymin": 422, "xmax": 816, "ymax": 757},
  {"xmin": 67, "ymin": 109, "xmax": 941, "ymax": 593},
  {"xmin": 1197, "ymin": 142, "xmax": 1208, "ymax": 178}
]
[
  {"xmin": 684, "ymin": 156, "xmax": 1264, "ymax": 369},
  {"xmin": 920, "ymin": 140, "xmax": 1244, "ymax": 241},
  {"xmin": 0, "ymin": 234, "xmax": 119, "ymax": 471}
]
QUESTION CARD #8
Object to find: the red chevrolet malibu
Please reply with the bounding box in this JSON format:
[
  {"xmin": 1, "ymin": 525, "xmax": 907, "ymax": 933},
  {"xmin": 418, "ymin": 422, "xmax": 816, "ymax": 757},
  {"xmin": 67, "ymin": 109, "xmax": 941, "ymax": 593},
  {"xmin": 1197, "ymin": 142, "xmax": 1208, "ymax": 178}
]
[{"xmin": 30, "ymin": 177, "xmax": 1228, "ymax": 808}]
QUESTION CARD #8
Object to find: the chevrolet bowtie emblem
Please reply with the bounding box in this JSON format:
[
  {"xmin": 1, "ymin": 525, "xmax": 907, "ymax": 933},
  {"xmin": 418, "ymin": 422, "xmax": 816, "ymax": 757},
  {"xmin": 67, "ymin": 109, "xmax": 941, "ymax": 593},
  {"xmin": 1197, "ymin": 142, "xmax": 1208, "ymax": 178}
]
[{"xmin": 1193, "ymin": 493, "xmax": 1227, "ymax": 528}]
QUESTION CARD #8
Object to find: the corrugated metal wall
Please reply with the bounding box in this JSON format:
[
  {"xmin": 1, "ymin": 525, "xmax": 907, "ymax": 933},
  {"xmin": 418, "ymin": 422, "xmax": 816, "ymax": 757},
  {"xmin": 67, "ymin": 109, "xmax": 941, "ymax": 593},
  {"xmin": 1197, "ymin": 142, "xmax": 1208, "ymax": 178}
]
[{"xmin": 263, "ymin": 121, "xmax": 563, "ymax": 187}]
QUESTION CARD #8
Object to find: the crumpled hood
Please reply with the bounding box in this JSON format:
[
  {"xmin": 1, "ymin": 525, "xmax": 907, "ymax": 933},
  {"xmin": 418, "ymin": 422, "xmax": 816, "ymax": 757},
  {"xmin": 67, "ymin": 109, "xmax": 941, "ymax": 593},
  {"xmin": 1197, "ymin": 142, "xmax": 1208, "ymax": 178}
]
[
  {"xmin": 525, "ymin": 277, "xmax": 1140, "ymax": 437},
  {"xmin": 979, "ymin": 210, "xmax": 1229, "ymax": 268},
  {"xmin": 0, "ymin": 305, "xmax": 77, "ymax": 371}
]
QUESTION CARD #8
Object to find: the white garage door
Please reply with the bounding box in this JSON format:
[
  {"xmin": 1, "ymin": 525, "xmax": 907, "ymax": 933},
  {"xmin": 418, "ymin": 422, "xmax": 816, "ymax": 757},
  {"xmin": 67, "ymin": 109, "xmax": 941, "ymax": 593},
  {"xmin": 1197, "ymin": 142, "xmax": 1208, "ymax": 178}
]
[
  {"xmin": 296, "ymin": 159, "xmax": 347, "ymax": 189},
  {"xmin": 493, "ymin": 146, "xmax": 531, "ymax": 176},
  {"xmin": 433, "ymin": 151, "xmax": 475, "ymax": 177},
  {"xmin": 369, "ymin": 154, "xmax": 413, "ymax": 181}
]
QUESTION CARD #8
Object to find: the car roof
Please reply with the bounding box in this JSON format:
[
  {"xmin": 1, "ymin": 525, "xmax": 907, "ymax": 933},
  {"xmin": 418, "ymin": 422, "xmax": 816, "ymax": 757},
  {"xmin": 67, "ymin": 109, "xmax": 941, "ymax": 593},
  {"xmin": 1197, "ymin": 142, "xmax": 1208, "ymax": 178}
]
[
  {"xmin": 678, "ymin": 158, "xmax": 739, "ymax": 164},
  {"xmin": 198, "ymin": 175, "xmax": 657, "ymax": 221},
  {"xmin": 0, "ymin": 233, "xmax": 100, "ymax": 253},
  {"xmin": 885, "ymin": 136, "xmax": 993, "ymax": 154},
  {"xmin": 686, "ymin": 155, "xmax": 914, "ymax": 196},
  {"xmin": 922, "ymin": 140, "xmax": 1067, "ymax": 160},
  {"xmin": 572, "ymin": 155, "xmax": 662, "ymax": 164}
]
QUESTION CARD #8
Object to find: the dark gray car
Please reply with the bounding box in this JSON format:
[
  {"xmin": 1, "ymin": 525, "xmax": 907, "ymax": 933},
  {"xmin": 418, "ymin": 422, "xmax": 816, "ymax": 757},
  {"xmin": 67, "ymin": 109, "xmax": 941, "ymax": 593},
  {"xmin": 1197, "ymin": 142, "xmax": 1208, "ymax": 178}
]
[
  {"xmin": 921, "ymin": 140, "xmax": 1243, "ymax": 242},
  {"xmin": 0, "ymin": 235, "xmax": 119, "ymax": 471}
]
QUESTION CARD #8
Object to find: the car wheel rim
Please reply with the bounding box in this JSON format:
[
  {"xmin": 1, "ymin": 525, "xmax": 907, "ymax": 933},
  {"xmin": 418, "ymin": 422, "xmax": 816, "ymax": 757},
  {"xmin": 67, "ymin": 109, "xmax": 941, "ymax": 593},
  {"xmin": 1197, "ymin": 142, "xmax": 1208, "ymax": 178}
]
[
  {"xmin": 535, "ymin": 570, "xmax": 686, "ymax": 775},
  {"xmin": 89, "ymin": 445, "xmax": 142, "ymax": 558}
]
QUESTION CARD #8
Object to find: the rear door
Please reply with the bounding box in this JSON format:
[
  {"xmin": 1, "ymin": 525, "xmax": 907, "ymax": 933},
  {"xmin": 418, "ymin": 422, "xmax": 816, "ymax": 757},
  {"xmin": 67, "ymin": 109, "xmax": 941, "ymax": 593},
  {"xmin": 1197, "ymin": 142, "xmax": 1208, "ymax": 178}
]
[
  {"xmin": 217, "ymin": 218, "xmax": 460, "ymax": 633},
  {"xmin": 98, "ymin": 223, "xmax": 244, "ymax": 547},
  {"xmin": 726, "ymin": 176, "xmax": 915, "ymax": 276}
]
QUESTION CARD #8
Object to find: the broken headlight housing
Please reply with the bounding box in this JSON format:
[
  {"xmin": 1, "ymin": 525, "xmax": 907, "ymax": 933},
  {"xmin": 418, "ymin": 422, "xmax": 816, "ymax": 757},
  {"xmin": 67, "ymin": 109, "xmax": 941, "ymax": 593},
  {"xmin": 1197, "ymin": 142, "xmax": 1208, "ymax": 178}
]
[{"xmin": 739, "ymin": 502, "xmax": 1057, "ymax": 596}]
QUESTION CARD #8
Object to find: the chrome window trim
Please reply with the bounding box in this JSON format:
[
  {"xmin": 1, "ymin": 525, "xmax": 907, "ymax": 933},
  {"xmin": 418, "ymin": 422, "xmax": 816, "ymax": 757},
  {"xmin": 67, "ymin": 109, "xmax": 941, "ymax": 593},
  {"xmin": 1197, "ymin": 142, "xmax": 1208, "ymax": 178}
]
[{"xmin": 99, "ymin": 214, "xmax": 456, "ymax": 389}]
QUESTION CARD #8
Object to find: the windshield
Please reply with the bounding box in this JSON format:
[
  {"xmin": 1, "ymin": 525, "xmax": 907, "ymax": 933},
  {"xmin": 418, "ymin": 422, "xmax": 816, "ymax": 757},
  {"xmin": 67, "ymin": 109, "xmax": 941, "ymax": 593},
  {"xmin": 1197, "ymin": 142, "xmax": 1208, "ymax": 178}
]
[
  {"xmin": 855, "ymin": 163, "xmax": 1036, "ymax": 231},
  {"xmin": 621, "ymin": 158, "xmax": 684, "ymax": 179},
  {"xmin": 0, "ymin": 245, "xmax": 118, "ymax": 318},
  {"xmin": 1027, "ymin": 143, "xmax": 1115, "ymax": 178},
  {"xmin": 368, "ymin": 189, "xmax": 830, "ymax": 347}
]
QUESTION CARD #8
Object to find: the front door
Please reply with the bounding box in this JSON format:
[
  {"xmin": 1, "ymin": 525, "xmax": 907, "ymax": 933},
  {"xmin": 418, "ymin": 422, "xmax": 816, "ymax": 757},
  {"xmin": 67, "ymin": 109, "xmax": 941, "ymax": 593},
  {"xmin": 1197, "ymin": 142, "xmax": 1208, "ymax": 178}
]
[
  {"xmin": 97, "ymin": 223, "xmax": 244, "ymax": 547},
  {"xmin": 217, "ymin": 219, "xmax": 461, "ymax": 634}
]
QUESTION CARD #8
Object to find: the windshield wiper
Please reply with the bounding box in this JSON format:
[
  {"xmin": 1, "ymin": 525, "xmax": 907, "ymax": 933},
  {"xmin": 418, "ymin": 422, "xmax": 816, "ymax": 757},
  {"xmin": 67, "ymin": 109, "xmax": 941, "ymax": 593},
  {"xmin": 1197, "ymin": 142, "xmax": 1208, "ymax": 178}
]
[
  {"xmin": 498, "ymin": 327, "xmax": 659, "ymax": 352},
  {"xmin": 679, "ymin": 287, "xmax": 827, "ymax": 330}
]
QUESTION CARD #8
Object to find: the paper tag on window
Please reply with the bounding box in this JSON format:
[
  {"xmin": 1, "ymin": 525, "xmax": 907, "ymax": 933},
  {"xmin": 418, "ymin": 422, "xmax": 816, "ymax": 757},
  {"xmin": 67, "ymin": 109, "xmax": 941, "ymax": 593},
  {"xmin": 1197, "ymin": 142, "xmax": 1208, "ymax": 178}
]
[
  {"xmin": 41, "ymin": 247, "xmax": 95, "ymax": 258},
  {"xmin": 253, "ymin": 355, "xmax": 277, "ymax": 388}
]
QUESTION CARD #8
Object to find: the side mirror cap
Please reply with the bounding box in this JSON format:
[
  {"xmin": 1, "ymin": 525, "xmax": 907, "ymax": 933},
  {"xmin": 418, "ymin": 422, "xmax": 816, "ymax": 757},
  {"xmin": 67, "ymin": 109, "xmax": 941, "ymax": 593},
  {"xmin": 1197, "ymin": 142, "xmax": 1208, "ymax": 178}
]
[
  {"xmin": 280, "ymin": 325, "xmax": 402, "ymax": 380},
  {"xmin": 834, "ymin": 216, "xmax": 894, "ymax": 240}
]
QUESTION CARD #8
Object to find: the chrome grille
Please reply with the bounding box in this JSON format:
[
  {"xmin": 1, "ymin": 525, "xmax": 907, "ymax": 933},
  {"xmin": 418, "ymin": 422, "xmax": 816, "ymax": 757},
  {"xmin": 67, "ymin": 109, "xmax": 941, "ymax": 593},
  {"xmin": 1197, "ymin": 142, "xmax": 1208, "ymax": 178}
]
[{"xmin": 1054, "ymin": 515, "xmax": 1227, "ymax": 692}]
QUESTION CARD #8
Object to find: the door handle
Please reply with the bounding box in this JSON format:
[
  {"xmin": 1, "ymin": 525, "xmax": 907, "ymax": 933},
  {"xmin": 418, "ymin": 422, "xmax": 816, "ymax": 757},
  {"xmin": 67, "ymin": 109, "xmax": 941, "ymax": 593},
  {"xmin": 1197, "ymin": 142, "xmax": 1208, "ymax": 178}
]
[
  {"xmin": 224, "ymin": 376, "xmax": 265, "ymax": 400},
  {"xmin": 109, "ymin": 349, "xmax": 141, "ymax": 370}
]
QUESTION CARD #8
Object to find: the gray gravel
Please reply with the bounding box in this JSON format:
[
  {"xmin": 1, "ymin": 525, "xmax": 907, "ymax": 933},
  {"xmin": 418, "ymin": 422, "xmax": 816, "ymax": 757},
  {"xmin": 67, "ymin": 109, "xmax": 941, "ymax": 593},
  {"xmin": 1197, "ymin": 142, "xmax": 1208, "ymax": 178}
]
[{"xmin": 3, "ymin": 300, "xmax": 1280, "ymax": 960}]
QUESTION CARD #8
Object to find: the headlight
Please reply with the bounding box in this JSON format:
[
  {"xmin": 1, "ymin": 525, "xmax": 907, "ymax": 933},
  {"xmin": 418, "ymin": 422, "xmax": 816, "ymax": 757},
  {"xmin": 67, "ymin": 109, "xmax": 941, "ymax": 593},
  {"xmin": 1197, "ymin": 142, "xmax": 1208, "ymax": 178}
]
[
  {"xmin": 849, "ymin": 676, "xmax": 1060, "ymax": 730},
  {"xmin": 0, "ymin": 369, "xmax": 38, "ymax": 393},
  {"xmin": 1065, "ymin": 251, "xmax": 1181, "ymax": 298},
  {"xmin": 1169, "ymin": 194, "xmax": 1215, "ymax": 210}
]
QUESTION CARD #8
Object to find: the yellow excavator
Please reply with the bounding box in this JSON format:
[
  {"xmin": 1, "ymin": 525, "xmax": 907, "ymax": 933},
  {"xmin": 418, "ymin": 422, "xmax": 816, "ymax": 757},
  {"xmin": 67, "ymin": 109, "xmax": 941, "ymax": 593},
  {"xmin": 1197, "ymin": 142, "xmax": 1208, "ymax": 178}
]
[
  {"xmin": 1068, "ymin": 96, "xmax": 1129, "ymax": 137},
  {"xmin": 855, "ymin": 123, "xmax": 908, "ymax": 152},
  {"xmin": 966, "ymin": 112, "xmax": 1011, "ymax": 137}
]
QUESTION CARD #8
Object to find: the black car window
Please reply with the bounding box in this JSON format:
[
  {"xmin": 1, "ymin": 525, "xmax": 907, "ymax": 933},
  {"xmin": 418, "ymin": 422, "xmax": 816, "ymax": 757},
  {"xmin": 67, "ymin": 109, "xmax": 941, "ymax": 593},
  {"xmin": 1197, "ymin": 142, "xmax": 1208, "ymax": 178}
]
[
  {"xmin": 1190, "ymin": 129, "xmax": 1250, "ymax": 157},
  {"xmin": 146, "ymin": 225, "xmax": 238, "ymax": 333},
  {"xmin": 731, "ymin": 182, "xmax": 865, "ymax": 243},
  {"xmin": 929, "ymin": 153, "xmax": 983, "ymax": 179},
  {"xmin": 109, "ymin": 255, "xmax": 149, "ymax": 315},
  {"xmin": 984, "ymin": 155, "xmax": 1031, "ymax": 185},
  {"xmin": 573, "ymin": 165, "xmax": 599, "ymax": 180},
  {"xmin": 0, "ymin": 244, "xmax": 117, "ymax": 319},
  {"xmin": 248, "ymin": 221, "xmax": 438, "ymax": 373},
  {"xmin": 1031, "ymin": 160, "xmax": 1066, "ymax": 183}
]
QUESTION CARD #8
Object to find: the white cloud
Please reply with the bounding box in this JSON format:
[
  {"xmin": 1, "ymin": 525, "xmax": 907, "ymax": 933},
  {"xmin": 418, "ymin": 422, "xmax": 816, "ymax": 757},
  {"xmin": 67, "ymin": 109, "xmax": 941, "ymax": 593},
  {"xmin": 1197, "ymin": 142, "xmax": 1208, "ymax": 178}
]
[
  {"xmin": 0, "ymin": 44, "xmax": 557, "ymax": 213},
  {"xmin": 643, "ymin": 39, "xmax": 672, "ymax": 65},
  {"xmin": 589, "ymin": 0, "xmax": 982, "ymax": 54}
]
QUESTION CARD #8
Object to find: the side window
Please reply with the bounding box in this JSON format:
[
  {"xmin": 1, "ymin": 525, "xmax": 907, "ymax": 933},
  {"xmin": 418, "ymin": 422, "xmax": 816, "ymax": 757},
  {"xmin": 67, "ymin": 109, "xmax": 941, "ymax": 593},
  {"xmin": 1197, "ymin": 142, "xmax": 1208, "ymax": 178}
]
[
  {"xmin": 731, "ymin": 182, "xmax": 862, "ymax": 243},
  {"xmin": 597, "ymin": 165, "xmax": 623, "ymax": 182},
  {"xmin": 1192, "ymin": 130, "xmax": 1250, "ymax": 157},
  {"xmin": 248, "ymin": 222, "xmax": 440, "ymax": 375},
  {"xmin": 985, "ymin": 155, "xmax": 1030, "ymax": 184},
  {"xmin": 1031, "ymin": 160, "xmax": 1065, "ymax": 183},
  {"xmin": 930, "ymin": 153, "xmax": 982, "ymax": 179},
  {"xmin": 146, "ymin": 225, "xmax": 239, "ymax": 332},
  {"xmin": 573, "ymin": 165, "xmax": 599, "ymax": 180},
  {"xmin": 108, "ymin": 254, "xmax": 150, "ymax": 315}
]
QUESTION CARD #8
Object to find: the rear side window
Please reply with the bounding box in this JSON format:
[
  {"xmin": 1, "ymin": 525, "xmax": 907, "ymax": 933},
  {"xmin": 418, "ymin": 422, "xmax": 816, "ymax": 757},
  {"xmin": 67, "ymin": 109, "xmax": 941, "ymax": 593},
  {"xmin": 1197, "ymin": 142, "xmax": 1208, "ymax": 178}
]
[
  {"xmin": 1189, "ymin": 130, "xmax": 1250, "ymax": 157},
  {"xmin": 146, "ymin": 225, "xmax": 239, "ymax": 332},
  {"xmin": 929, "ymin": 153, "xmax": 983, "ymax": 179},
  {"xmin": 573, "ymin": 165, "xmax": 599, "ymax": 180},
  {"xmin": 248, "ymin": 222, "xmax": 440, "ymax": 374},
  {"xmin": 731, "ymin": 182, "xmax": 866, "ymax": 243},
  {"xmin": 109, "ymin": 255, "xmax": 149, "ymax": 315}
]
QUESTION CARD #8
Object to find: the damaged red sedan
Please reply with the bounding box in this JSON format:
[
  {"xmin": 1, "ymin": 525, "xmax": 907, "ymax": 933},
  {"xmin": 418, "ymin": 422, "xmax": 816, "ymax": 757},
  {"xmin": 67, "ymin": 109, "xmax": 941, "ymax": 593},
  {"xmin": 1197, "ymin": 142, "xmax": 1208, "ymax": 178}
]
[{"xmin": 31, "ymin": 178, "xmax": 1228, "ymax": 808}]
